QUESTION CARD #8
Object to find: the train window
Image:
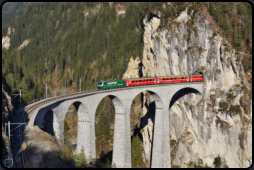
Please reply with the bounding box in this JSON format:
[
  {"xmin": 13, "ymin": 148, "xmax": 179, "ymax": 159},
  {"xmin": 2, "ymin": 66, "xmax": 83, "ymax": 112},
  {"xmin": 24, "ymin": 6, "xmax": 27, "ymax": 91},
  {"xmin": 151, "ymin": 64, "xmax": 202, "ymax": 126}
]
[
  {"xmin": 194, "ymin": 76, "xmax": 196, "ymax": 79},
  {"xmin": 163, "ymin": 78, "xmax": 165, "ymax": 80},
  {"xmin": 132, "ymin": 81, "xmax": 134, "ymax": 83},
  {"xmin": 170, "ymin": 78, "xmax": 172, "ymax": 80},
  {"xmin": 178, "ymin": 77, "xmax": 180, "ymax": 80}
]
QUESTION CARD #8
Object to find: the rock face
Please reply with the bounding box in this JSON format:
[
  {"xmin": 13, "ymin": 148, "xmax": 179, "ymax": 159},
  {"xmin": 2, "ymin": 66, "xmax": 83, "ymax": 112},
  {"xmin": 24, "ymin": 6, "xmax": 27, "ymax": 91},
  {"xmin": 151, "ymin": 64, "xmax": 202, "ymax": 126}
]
[
  {"xmin": 139, "ymin": 7, "xmax": 251, "ymax": 168},
  {"xmin": 2, "ymin": 36, "xmax": 10, "ymax": 50},
  {"xmin": 17, "ymin": 39, "xmax": 30, "ymax": 50},
  {"xmin": 122, "ymin": 57, "xmax": 141, "ymax": 79},
  {"xmin": 2, "ymin": 75, "xmax": 15, "ymax": 155},
  {"xmin": 2, "ymin": 26, "xmax": 13, "ymax": 50}
]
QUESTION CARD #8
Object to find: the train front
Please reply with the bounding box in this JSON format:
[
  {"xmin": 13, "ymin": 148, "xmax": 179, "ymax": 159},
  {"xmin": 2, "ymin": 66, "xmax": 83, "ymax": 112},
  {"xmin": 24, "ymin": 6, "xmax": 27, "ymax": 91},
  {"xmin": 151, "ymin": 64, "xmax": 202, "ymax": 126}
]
[{"xmin": 97, "ymin": 80, "xmax": 104, "ymax": 90}]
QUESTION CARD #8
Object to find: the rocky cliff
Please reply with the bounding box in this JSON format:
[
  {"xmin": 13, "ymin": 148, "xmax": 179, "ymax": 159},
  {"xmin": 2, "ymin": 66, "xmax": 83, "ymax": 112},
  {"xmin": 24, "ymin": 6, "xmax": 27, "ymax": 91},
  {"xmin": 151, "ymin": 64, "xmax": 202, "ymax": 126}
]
[
  {"xmin": 2, "ymin": 75, "xmax": 15, "ymax": 157},
  {"xmin": 123, "ymin": 6, "xmax": 252, "ymax": 168}
]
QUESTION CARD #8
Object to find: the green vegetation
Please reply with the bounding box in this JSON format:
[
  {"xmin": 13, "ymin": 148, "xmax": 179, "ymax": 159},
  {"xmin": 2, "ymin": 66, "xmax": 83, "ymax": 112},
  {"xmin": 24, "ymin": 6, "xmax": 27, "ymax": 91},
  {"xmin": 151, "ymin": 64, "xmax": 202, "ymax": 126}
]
[
  {"xmin": 131, "ymin": 134, "xmax": 144, "ymax": 168},
  {"xmin": 95, "ymin": 96, "xmax": 115, "ymax": 164},
  {"xmin": 187, "ymin": 155, "xmax": 228, "ymax": 168},
  {"xmin": 213, "ymin": 154, "xmax": 228, "ymax": 168},
  {"xmin": 219, "ymin": 101, "xmax": 228, "ymax": 112},
  {"xmin": 2, "ymin": 2, "xmax": 144, "ymax": 105},
  {"xmin": 2, "ymin": 2, "xmax": 32, "ymax": 26},
  {"xmin": 194, "ymin": 158, "xmax": 204, "ymax": 168},
  {"xmin": 208, "ymin": 2, "xmax": 252, "ymax": 51},
  {"xmin": 226, "ymin": 89, "xmax": 236, "ymax": 101},
  {"xmin": 2, "ymin": 2, "xmax": 252, "ymax": 107},
  {"xmin": 229, "ymin": 104, "xmax": 241, "ymax": 116},
  {"xmin": 236, "ymin": 55, "xmax": 241, "ymax": 62}
]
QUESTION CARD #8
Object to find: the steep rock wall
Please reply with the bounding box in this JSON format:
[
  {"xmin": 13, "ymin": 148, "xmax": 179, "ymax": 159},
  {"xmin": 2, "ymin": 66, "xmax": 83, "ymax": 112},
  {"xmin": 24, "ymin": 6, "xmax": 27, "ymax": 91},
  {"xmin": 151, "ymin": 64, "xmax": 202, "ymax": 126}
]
[{"xmin": 140, "ymin": 7, "xmax": 251, "ymax": 168}]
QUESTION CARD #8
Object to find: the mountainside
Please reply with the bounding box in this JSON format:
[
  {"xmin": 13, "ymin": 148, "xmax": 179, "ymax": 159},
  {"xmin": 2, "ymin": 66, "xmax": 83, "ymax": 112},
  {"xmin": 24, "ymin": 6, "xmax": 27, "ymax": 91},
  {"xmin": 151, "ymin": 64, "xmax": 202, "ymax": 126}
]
[
  {"xmin": 1, "ymin": 2, "xmax": 252, "ymax": 168},
  {"xmin": 2, "ymin": 2, "xmax": 33, "ymax": 26}
]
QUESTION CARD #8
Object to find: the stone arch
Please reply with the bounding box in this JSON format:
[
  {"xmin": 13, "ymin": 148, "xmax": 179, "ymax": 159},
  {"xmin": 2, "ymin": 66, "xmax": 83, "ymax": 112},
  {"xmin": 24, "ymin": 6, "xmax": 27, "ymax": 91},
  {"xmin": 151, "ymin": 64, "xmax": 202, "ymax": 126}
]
[
  {"xmin": 94, "ymin": 94, "xmax": 124, "ymax": 165},
  {"xmin": 41, "ymin": 110, "xmax": 54, "ymax": 136},
  {"xmin": 34, "ymin": 108, "xmax": 55, "ymax": 130},
  {"xmin": 108, "ymin": 95, "xmax": 124, "ymax": 114},
  {"xmin": 127, "ymin": 90, "xmax": 163, "ymax": 168},
  {"xmin": 169, "ymin": 87, "xmax": 202, "ymax": 109},
  {"xmin": 65, "ymin": 101, "xmax": 90, "ymax": 155}
]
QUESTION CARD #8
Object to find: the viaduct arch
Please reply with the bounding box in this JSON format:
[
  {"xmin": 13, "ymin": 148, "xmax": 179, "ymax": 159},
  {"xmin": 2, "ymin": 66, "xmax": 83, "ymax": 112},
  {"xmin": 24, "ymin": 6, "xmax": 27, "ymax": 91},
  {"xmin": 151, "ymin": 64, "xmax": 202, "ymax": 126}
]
[{"xmin": 28, "ymin": 83, "xmax": 203, "ymax": 168}]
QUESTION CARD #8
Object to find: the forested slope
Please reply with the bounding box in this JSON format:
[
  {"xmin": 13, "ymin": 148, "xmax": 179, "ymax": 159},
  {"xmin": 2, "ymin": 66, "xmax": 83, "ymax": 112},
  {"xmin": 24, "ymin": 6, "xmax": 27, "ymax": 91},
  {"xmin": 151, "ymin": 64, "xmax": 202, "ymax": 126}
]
[
  {"xmin": 2, "ymin": 2, "xmax": 32, "ymax": 26},
  {"xmin": 2, "ymin": 2, "xmax": 252, "ymax": 105}
]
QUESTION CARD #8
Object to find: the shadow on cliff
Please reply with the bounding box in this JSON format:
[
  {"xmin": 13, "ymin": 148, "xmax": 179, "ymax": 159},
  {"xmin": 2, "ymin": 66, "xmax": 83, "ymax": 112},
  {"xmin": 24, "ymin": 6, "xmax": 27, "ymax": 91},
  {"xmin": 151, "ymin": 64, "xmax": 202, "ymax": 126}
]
[{"xmin": 169, "ymin": 87, "xmax": 201, "ymax": 109}]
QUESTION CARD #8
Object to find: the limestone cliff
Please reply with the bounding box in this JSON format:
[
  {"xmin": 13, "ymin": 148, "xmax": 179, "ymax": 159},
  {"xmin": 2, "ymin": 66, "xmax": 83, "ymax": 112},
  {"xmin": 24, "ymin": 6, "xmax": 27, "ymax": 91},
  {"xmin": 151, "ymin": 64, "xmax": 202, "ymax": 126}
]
[
  {"xmin": 134, "ymin": 7, "xmax": 251, "ymax": 168},
  {"xmin": 122, "ymin": 57, "xmax": 141, "ymax": 79},
  {"xmin": 2, "ymin": 26, "xmax": 15, "ymax": 50}
]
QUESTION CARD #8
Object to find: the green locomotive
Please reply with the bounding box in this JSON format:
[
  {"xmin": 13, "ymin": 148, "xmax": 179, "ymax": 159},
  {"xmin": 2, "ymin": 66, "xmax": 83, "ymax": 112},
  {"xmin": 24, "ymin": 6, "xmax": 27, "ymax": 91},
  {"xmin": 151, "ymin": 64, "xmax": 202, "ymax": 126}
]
[{"xmin": 97, "ymin": 79, "xmax": 125, "ymax": 90}]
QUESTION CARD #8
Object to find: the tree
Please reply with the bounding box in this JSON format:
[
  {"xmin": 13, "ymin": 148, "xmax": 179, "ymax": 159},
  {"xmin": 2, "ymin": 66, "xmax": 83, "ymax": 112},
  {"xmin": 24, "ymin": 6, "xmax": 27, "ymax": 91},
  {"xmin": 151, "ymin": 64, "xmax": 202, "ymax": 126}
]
[
  {"xmin": 74, "ymin": 146, "xmax": 87, "ymax": 168},
  {"xmin": 20, "ymin": 77, "xmax": 31, "ymax": 102},
  {"xmin": 131, "ymin": 134, "xmax": 143, "ymax": 168},
  {"xmin": 213, "ymin": 154, "xmax": 222, "ymax": 168}
]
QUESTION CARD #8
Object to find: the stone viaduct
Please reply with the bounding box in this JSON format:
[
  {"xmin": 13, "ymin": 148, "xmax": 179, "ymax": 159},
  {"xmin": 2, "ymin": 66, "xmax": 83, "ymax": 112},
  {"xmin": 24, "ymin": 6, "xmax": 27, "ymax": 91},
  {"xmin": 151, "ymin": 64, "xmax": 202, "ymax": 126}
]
[{"xmin": 27, "ymin": 83, "xmax": 203, "ymax": 168}]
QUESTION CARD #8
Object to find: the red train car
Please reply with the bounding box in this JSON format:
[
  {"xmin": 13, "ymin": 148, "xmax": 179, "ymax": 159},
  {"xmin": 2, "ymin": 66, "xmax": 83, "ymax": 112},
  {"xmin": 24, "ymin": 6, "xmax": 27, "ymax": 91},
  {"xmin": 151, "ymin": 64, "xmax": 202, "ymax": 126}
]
[
  {"xmin": 156, "ymin": 75, "xmax": 189, "ymax": 84},
  {"xmin": 190, "ymin": 75, "xmax": 203, "ymax": 82},
  {"xmin": 124, "ymin": 74, "xmax": 203, "ymax": 87},
  {"xmin": 125, "ymin": 77, "xmax": 156, "ymax": 86}
]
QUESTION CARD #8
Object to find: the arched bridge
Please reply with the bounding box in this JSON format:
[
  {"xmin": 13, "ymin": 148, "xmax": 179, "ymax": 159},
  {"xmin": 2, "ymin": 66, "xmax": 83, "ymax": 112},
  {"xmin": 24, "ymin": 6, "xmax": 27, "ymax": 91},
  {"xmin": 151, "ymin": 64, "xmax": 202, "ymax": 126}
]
[{"xmin": 25, "ymin": 82, "xmax": 203, "ymax": 168}]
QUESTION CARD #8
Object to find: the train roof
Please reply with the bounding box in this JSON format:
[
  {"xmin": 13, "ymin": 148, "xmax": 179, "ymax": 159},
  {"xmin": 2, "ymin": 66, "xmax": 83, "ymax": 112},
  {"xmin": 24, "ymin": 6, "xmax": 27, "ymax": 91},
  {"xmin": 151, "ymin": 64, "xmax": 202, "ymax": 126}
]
[
  {"xmin": 125, "ymin": 77, "xmax": 156, "ymax": 80},
  {"xmin": 99, "ymin": 79, "xmax": 123, "ymax": 82},
  {"xmin": 157, "ymin": 75, "xmax": 187, "ymax": 78},
  {"xmin": 157, "ymin": 75, "xmax": 202, "ymax": 78}
]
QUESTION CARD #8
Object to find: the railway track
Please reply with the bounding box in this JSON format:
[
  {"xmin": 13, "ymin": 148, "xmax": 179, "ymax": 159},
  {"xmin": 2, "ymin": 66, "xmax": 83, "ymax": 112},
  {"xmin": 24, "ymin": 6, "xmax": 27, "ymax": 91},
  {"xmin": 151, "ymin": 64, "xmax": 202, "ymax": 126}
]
[{"xmin": 16, "ymin": 81, "xmax": 203, "ymax": 167}]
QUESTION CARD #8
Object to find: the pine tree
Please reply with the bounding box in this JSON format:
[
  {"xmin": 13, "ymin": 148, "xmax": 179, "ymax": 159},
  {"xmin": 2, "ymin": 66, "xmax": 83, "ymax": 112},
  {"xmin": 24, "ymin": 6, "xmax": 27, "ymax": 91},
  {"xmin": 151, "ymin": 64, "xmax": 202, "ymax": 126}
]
[{"xmin": 21, "ymin": 77, "xmax": 31, "ymax": 102}]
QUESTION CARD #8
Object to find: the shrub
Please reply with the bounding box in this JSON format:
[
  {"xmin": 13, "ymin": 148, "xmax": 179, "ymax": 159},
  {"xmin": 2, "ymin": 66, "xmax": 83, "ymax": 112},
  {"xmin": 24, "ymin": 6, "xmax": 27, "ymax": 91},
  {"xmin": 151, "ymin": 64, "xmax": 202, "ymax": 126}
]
[
  {"xmin": 212, "ymin": 32, "xmax": 218, "ymax": 37},
  {"xmin": 229, "ymin": 104, "xmax": 241, "ymax": 115},
  {"xmin": 236, "ymin": 55, "xmax": 241, "ymax": 62},
  {"xmin": 226, "ymin": 92, "xmax": 235, "ymax": 101},
  {"xmin": 198, "ymin": 47, "xmax": 203, "ymax": 54},
  {"xmin": 216, "ymin": 69, "xmax": 221, "ymax": 74},
  {"xmin": 213, "ymin": 154, "xmax": 222, "ymax": 168},
  {"xmin": 219, "ymin": 101, "xmax": 228, "ymax": 111},
  {"xmin": 200, "ymin": 66, "xmax": 206, "ymax": 70}
]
